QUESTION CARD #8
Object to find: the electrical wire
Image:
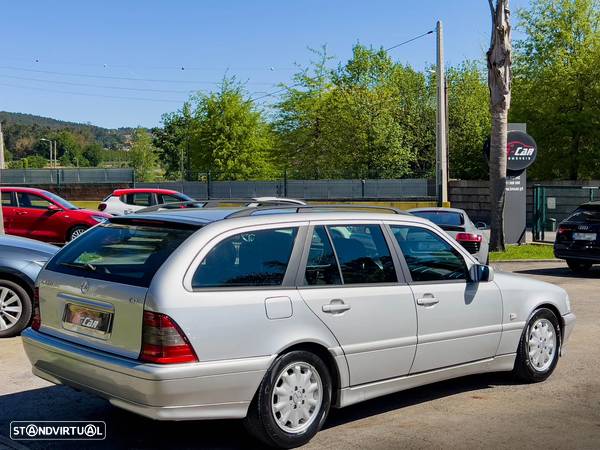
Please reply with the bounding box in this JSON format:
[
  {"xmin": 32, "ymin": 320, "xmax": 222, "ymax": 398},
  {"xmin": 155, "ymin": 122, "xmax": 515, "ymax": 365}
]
[
  {"xmin": 385, "ymin": 29, "xmax": 434, "ymax": 52},
  {"xmin": 0, "ymin": 65, "xmax": 278, "ymax": 86}
]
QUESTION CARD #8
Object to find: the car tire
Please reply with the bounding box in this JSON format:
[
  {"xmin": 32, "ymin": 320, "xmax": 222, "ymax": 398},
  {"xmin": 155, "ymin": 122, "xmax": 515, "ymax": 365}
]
[
  {"xmin": 244, "ymin": 350, "xmax": 332, "ymax": 449},
  {"xmin": 68, "ymin": 225, "xmax": 89, "ymax": 242},
  {"xmin": 0, "ymin": 279, "xmax": 32, "ymax": 338},
  {"xmin": 513, "ymin": 307, "xmax": 561, "ymax": 383},
  {"xmin": 566, "ymin": 259, "xmax": 592, "ymax": 273}
]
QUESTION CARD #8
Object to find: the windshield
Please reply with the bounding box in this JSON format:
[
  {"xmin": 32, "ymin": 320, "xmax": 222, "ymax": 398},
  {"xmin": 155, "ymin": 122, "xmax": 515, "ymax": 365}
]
[
  {"xmin": 411, "ymin": 211, "xmax": 464, "ymax": 227},
  {"xmin": 43, "ymin": 191, "xmax": 79, "ymax": 210},
  {"xmin": 567, "ymin": 205, "xmax": 600, "ymax": 223}
]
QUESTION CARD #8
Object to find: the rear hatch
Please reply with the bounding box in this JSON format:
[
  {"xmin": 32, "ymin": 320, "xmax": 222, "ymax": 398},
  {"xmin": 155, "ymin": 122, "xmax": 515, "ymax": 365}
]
[
  {"xmin": 37, "ymin": 218, "xmax": 199, "ymax": 359},
  {"xmin": 557, "ymin": 205, "xmax": 600, "ymax": 255}
]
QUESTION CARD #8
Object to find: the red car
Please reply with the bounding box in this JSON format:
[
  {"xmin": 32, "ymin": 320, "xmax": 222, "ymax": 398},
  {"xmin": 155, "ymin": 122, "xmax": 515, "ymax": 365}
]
[{"xmin": 1, "ymin": 187, "xmax": 111, "ymax": 244}]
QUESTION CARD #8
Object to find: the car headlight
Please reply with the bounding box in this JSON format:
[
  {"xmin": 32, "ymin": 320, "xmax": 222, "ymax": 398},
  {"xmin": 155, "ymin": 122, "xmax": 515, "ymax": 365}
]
[{"xmin": 92, "ymin": 215, "xmax": 108, "ymax": 223}]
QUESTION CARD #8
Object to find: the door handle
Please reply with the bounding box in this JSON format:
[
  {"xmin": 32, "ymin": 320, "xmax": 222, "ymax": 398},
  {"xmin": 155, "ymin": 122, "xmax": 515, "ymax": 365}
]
[
  {"xmin": 322, "ymin": 299, "xmax": 351, "ymax": 314},
  {"xmin": 417, "ymin": 296, "xmax": 439, "ymax": 306},
  {"xmin": 16, "ymin": 211, "xmax": 27, "ymax": 216}
]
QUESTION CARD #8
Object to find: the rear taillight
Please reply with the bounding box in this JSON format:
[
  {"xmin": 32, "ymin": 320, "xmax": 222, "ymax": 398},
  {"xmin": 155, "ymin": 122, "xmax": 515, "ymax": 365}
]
[
  {"xmin": 455, "ymin": 232, "xmax": 483, "ymax": 243},
  {"xmin": 31, "ymin": 287, "xmax": 41, "ymax": 331},
  {"xmin": 140, "ymin": 311, "xmax": 198, "ymax": 364},
  {"xmin": 98, "ymin": 203, "xmax": 107, "ymax": 212},
  {"xmin": 557, "ymin": 226, "xmax": 569, "ymax": 235}
]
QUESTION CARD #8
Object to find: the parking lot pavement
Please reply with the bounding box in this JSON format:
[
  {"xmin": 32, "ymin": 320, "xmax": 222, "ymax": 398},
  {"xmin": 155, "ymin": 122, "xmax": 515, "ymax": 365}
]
[{"xmin": 1, "ymin": 261, "xmax": 599, "ymax": 449}]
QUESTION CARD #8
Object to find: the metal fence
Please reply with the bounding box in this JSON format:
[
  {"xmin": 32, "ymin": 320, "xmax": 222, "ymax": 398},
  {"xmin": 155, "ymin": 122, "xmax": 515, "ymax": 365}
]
[
  {"xmin": 0, "ymin": 168, "xmax": 134, "ymax": 185},
  {"xmin": 532, "ymin": 185, "xmax": 599, "ymax": 241},
  {"xmin": 136, "ymin": 178, "xmax": 435, "ymax": 201}
]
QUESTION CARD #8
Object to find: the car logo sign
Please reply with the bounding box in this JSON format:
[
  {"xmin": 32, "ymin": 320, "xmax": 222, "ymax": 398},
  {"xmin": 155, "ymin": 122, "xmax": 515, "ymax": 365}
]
[
  {"xmin": 578, "ymin": 225, "xmax": 590, "ymax": 231},
  {"xmin": 80, "ymin": 281, "xmax": 89, "ymax": 294}
]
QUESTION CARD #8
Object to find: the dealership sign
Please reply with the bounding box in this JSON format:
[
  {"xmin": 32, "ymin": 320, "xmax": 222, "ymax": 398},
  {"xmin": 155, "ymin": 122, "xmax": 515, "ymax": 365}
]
[{"xmin": 484, "ymin": 130, "xmax": 537, "ymax": 175}]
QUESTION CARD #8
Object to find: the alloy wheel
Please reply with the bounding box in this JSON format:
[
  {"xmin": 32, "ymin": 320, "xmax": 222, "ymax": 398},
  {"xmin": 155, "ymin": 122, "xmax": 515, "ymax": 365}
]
[
  {"xmin": 271, "ymin": 362, "xmax": 323, "ymax": 434},
  {"xmin": 0, "ymin": 286, "xmax": 23, "ymax": 331},
  {"xmin": 528, "ymin": 318, "xmax": 557, "ymax": 372}
]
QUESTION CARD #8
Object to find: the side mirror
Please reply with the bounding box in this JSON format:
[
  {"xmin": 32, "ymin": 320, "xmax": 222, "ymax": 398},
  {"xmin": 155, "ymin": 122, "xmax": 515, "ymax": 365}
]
[
  {"xmin": 47, "ymin": 204, "xmax": 62, "ymax": 212},
  {"xmin": 469, "ymin": 264, "xmax": 494, "ymax": 283},
  {"xmin": 475, "ymin": 221, "xmax": 488, "ymax": 230}
]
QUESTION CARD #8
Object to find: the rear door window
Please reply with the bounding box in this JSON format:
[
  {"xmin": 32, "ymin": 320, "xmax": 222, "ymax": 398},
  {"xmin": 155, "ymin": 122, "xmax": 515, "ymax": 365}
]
[
  {"xmin": 305, "ymin": 226, "xmax": 342, "ymax": 286},
  {"xmin": 47, "ymin": 222, "xmax": 198, "ymax": 287},
  {"xmin": 192, "ymin": 227, "xmax": 298, "ymax": 288},
  {"xmin": 125, "ymin": 193, "xmax": 153, "ymax": 207},
  {"xmin": 327, "ymin": 224, "xmax": 397, "ymax": 284},
  {"xmin": 1, "ymin": 191, "xmax": 13, "ymax": 206}
]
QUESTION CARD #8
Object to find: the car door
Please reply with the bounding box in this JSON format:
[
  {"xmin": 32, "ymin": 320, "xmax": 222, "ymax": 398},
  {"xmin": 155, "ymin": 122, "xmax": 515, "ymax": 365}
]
[
  {"xmin": 1, "ymin": 190, "xmax": 16, "ymax": 233},
  {"xmin": 13, "ymin": 192, "xmax": 58, "ymax": 242},
  {"xmin": 388, "ymin": 224, "xmax": 502, "ymax": 374},
  {"xmin": 297, "ymin": 223, "xmax": 417, "ymax": 386}
]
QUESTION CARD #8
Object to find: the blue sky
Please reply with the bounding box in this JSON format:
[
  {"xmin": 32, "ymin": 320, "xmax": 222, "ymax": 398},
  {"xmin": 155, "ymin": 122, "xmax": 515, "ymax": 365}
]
[{"xmin": 0, "ymin": 0, "xmax": 529, "ymax": 129}]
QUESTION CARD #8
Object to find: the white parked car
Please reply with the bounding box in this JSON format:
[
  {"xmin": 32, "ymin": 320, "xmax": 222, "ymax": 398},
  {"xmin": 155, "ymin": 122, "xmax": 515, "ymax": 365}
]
[
  {"xmin": 98, "ymin": 188, "xmax": 195, "ymax": 215},
  {"xmin": 23, "ymin": 205, "xmax": 575, "ymax": 448}
]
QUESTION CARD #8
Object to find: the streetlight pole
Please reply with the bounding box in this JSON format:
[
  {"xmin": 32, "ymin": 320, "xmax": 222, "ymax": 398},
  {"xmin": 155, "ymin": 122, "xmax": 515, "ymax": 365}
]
[
  {"xmin": 40, "ymin": 138, "xmax": 53, "ymax": 168},
  {"xmin": 436, "ymin": 20, "xmax": 449, "ymax": 206}
]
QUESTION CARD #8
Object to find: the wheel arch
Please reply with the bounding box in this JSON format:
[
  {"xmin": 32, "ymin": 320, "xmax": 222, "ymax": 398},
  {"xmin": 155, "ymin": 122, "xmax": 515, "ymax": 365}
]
[
  {"xmin": 532, "ymin": 302, "xmax": 565, "ymax": 342},
  {"xmin": 66, "ymin": 223, "xmax": 89, "ymax": 242},
  {"xmin": 275, "ymin": 341, "xmax": 344, "ymax": 408},
  {"xmin": 0, "ymin": 267, "xmax": 35, "ymax": 299}
]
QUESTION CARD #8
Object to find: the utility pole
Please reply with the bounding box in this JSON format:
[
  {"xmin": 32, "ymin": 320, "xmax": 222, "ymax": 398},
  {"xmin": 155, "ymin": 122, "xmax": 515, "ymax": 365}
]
[
  {"xmin": 436, "ymin": 20, "xmax": 448, "ymax": 206},
  {"xmin": 0, "ymin": 122, "xmax": 5, "ymax": 234},
  {"xmin": 53, "ymin": 140, "xmax": 57, "ymax": 168}
]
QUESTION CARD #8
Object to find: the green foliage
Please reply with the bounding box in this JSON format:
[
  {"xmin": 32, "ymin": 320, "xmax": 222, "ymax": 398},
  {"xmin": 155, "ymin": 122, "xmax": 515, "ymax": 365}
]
[
  {"xmin": 446, "ymin": 62, "xmax": 491, "ymax": 179},
  {"xmin": 83, "ymin": 143, "xmax": 103, "ymax": 167},
  {"xmin": 128, "ymin": 128, "xmax": 161, "ymax": 181},
  {"xmin": 276, "ymin": 45, "xmax": 436, "ymax": 179},
  {"xmin": 156, "ymin": 78, "xmax": 277, "ymax": 181},
  {"xmin": 511, "ymin": 0, "xmax": 600, "ymax": 180}
]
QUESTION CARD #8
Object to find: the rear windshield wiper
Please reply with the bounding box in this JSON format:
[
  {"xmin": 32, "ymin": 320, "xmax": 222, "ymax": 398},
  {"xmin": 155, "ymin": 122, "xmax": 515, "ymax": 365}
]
[{"xmin": 60, "ymin": 262, "xmax": 98, "ymax": 272}]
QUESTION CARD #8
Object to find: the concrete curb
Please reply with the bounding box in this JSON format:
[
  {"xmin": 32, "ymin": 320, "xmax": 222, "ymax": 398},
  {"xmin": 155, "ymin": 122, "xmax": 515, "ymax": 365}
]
[{"xmin": 491, "ymin": 259, "xmax": 561, "ymax": 263}]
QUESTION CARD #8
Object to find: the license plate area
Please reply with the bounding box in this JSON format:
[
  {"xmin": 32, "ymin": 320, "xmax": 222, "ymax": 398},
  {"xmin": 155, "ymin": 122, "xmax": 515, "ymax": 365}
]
[
  {"xmin": 573, "ymin": 232, "xmax": 597, "ymax": 241},
  {"xmin": 62, "ymin": 303, "xmax": 113, "ymax": 340}
]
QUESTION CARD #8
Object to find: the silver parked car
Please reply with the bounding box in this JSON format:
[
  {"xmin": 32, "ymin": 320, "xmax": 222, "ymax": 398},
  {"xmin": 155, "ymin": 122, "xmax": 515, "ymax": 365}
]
[
  {"xmin": 409, "ymin": 207, "xmax": 490, "ymax": 264},
  {"xmin": 0, "ymin": 234, "xmax": 58, "ymax": 337},
  {"xmin": 22, "ymin": 206, "xmax": 575, "ymax": 448}
]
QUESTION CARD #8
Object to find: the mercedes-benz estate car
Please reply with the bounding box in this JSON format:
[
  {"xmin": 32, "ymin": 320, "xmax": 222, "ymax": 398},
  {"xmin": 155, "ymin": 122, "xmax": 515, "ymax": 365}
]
[{"xmin": 22, "ymin": 205, "xmax": 575, "ymax": 448}]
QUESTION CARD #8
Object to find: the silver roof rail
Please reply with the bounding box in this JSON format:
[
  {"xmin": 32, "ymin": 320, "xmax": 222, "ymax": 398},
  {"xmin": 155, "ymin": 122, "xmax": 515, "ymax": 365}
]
[{"xmin": 224, "ymin": 204, "xmax": 409, "ymax": 219}]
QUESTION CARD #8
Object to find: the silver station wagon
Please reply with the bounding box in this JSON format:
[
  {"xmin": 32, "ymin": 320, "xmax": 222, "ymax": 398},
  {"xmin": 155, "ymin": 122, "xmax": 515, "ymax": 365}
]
[{"xmin": 23, "ymin": 205, "xmax": 576, "ymax": 448}]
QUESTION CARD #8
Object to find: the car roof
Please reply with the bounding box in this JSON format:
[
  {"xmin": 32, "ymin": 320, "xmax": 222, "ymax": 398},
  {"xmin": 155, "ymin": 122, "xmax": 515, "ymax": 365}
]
[
  {"xmin": 112, "ymin": 188, "xmax": 183, "ymax": 196},
  {"xmin": 0, "ymin": 186, "xmax": 51, "ymax": 195},
  {"xmin": 119, "ymin": 207, "xmax": 431, "ymax": 228}
]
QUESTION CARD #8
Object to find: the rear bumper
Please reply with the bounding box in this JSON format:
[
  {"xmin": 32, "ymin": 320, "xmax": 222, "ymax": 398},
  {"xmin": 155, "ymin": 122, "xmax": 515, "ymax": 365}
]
[
  {"xmin": 554, "ymin": 245, "xmax": 600, "ymax": 263},
  {"xmin": 22, "ymin": 329, "xmax": 271, "ymax": 420}
]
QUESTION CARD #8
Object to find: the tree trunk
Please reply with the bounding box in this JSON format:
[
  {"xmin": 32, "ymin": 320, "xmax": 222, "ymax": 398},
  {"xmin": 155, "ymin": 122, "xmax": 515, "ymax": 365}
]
[{"xmin": 487, "ymin": 0, "xmax": 512, "ymax": 252}]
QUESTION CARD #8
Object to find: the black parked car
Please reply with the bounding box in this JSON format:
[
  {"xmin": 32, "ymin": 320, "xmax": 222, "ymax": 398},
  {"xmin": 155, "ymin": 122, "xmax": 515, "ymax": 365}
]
[{"xmin": 554, "ymin": 201, "xmax": 600, "ymax": 273}]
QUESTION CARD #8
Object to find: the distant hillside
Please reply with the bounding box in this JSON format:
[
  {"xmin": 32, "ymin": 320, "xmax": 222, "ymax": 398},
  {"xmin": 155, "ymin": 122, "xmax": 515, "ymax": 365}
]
[{"xmin": 0, "ymin": 111, "xmax": 135, "ymax": 154}]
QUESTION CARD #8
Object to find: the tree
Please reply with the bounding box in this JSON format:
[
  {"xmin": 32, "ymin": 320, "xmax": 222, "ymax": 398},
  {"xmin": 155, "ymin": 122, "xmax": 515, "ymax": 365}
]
[
  {"xmin": 128, "ymin": 128, "xmax": 161, "ymax": 181},
  {"xmin": 487, "ymin": 0, "xmax": 513, "ymax": 252},
  {"xmin": 83, "ymin": 142, "xmax": 103, "ymax": 167},
  {"xmin": 153, "ymin": 103, "xmax": 194, "ymax": 180},
  {"xmin": 446, "ymin": 62, "xmax": 491, "ymax": 179},
  {"xmin": 511, "ymin": 0, "xmax": 600, "ymax": 180}
]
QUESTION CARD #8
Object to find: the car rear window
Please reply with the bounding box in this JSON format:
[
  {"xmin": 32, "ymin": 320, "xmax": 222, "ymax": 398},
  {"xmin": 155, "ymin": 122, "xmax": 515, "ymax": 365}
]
[
  {"xmin": 46, "ymin": 221, "xmax": 198, "ymax": 287},
  {"xmin": 567, "ymin": 205, "xmax": 600, "ymax": 223},
  {"xmin": 411, "ymin": 211, "xmax": 464, "ymax": 228}
]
